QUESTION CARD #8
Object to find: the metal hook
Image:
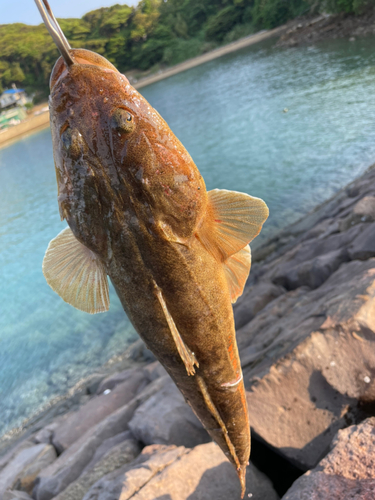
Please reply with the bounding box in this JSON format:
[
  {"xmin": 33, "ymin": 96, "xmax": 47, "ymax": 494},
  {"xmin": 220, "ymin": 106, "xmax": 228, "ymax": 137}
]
[{"xmin": 34, "ymin": 0, "xmax": 74, "ymax": 67}]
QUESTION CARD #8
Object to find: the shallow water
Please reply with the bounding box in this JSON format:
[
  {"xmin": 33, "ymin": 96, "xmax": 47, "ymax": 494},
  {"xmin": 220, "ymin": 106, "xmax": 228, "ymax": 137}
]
[{"xmin": 1, "ymin": 35, "xmax": 375, "ymax": 436}]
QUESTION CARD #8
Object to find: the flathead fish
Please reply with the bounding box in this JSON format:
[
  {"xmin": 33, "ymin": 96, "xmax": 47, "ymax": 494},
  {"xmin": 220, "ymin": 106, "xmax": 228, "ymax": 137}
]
[{"xmin": 36, "ymin": 0, "xmax": 269, "ymax": 495}]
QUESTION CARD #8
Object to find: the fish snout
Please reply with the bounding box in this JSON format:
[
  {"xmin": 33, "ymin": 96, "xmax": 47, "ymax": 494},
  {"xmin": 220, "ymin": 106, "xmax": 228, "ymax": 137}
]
[{"xmin": 50, "ymin": 49, "xmax": 122, "ymax": 90}]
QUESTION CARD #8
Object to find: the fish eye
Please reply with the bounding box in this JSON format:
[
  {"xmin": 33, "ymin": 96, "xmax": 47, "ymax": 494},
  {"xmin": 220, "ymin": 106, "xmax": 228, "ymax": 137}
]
[
  {"xmin": 111, "ymin": 109, "xmax": 135, "ymax": 134},
  {"xmin": 61, "ymin": 128, "xmax": 84, "ymax": 161}
]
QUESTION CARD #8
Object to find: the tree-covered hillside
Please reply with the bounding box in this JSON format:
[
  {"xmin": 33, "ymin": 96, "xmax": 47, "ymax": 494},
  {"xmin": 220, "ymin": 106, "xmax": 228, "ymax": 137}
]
[{"xmin": 0, "ymin": 0, "xmax": 373, "ymax": 98}]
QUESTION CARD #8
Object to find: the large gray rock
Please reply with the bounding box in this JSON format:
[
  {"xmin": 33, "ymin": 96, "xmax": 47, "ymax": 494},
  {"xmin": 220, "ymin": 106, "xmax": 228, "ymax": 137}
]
[
  {"xmin": 83, "ymin": 442, "xmax": 279, "ymax": 500},
  {"xmin": 242, "ymin": 258, "xmax": 375, "ymax": 470},
  {"xmin": 3, "ymin": 491, "xmax": 33, "ymax": 500},
  {"xmin": 234, "ymin": 282, "xmax": 285, "ymax": 329},
  {"xmin": 128, "ymin": 381, "xmax": 210, "ymax": 448},
  {"xmin": 0, "ymin": 444, "xmax": 56, "ymax": 497},
  {"xmin": 129, "ymin": 443, "xmax": 279, "ymax": 500},
  {"xmin": 348, "ymin": 222, "xmax": 375, "ymax": 260},
  {"xmin": 81, "ymin": 443, "xmax": 279, "ymax": 500},
  {"xmin": 34, "ymin": 377, "xmax": 170, "ymax": 500},
  {"xmin": 82, "ymin": 445, "xmax": 186, "ymax": 500},
  {"xmin": 53, "ymin": 370, "xmax": 147, "ymax": 453},
  {"xmin": 282, "ymin": 418, "xmax": 375, "ymax": 499},
  {"xmin": 0, "ymin": 441, "xmax": 35, "ymax": 474},
  {"xmin": 268, "ymin": 224, "xmax": 364, "ymax": 290},
  {"xmin": 54, "ymin": 438, "xmax": 141, "ymax": 500}
]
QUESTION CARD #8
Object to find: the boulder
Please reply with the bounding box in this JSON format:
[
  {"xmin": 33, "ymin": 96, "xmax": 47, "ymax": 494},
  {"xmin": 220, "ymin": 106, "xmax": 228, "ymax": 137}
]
[
  {"xmin": 34, "ymin": 377, "xmax": 170, "ymax": 500},
  {"xmin": 234, "ymin": 282, "xmax": 285, "ymax": 329},
  {"xmin": 282, "ymin": 418, "xmax": 375, "ymax": 499},
  {"xmin": 83, "ymin": 443, "xmax": 279, "ymax": 500},
  {"xmin": 0, "ymin": 441, "xmax": 35, "ymax": 474},
  {"xmin": 3, "ymin": 491, "xmax": 33, "ymax": 500},
  {"xmin": 242, "ymin": 259, "xmax": 375, "ymax": 470},
  {"xmin": 0, "ymin": 444, "xmax": 56, "ymax": 497},
  {"xmin": 96, "ymin": 369, "xmax": 140, "ymax": 395},
  {"xmin": 268, "ymin": 224, "xmax": 364, "ymax": 290},
  {"xmin": 348, "ymin": 222, "xmax": 375, "ymax": 260},
  {"xmin": 82, "ymin": 431, "xmax": 133, "ymax": 473},
  {"xmin": 54, "ymin": 438, "xmax": 141, "ymax": 500},
  {"xmin": 34, "ymin": 401, "xmax": 139, "ymax": 500},
  {"xmin": 82, "ymin": 445, "xmax": 186, "ymax": 500},
  {"xmin": 52, "ymin": 370, "xmax": 147, "ymax": 453},
  {"xmin": 128, "ymin": 381, "xmax": 210, "ymax": 448},
  {"xmin": 142, "ymin": 361, "xmax": 168, "ymax": 382}
]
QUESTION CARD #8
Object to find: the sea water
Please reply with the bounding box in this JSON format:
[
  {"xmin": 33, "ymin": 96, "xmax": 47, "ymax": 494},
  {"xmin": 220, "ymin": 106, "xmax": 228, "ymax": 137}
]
[{"xmin": 1, "ymin": 35, "xmax": 375, "ymax": 437}]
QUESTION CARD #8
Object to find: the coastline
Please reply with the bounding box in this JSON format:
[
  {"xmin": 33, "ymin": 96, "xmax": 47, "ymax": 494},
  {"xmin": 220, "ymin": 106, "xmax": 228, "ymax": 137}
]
[{"xmin": 0, "ymin": 25, "xmax": 285, "ymax": 151}]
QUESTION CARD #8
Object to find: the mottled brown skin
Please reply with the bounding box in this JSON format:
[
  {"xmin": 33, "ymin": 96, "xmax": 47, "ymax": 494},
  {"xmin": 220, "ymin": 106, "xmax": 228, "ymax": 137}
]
[{"xmin": 49, "ymin": 49, "xmax": 250, "ymax": 493}]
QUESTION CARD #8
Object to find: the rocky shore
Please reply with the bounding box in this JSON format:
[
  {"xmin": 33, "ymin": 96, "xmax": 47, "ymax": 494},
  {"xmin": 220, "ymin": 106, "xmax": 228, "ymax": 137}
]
[
  {"xmin": 277, "ymin": 10, "xmax": 375, "ymax": 48},
  {"xmin": 2, "ymin": 165, "xmax": 375, "ymax": 499}
]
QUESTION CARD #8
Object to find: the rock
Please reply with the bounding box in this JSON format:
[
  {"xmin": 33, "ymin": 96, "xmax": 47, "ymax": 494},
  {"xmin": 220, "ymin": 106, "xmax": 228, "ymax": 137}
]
[
  {"xmin": 339, "ymin": 195, "xmax": 375, "ymax": 231},
  {"xmin": 275, "ymin": 248, "xmax": 349, "ymax": 290},
  {"xmin": 243, "ymin": 259, "xmax": 375, "ymax": 470},
  {"xmin": 0, "ymin": 441, "xmax": 35, "ymax": 474},
  {"xmin": 34, "ymin": 377, "xmax": 169, "ymax": 500},
  {"xmin": 96, "ymin": 369, "xmax": 138, "ymax": 395},
  {"xmin": 282, "ymin": 418, "xmax": 375, "ymax": 499},
  {"xmin": 128, "ymin": 380, "xmax": 210, "ymax": 448},
  {"xmin": 3, "ymin": 491, "xmax": 33, "ymax": 500},
  {"xmin": 54, "ymin": 438, "xmax": 141, "ymax": 500},
  {"xmin": 142, "ymin": 361, "xmax": 168, "ymax": 382},
  {"xmin": 83, "ymin": 443, "xmax": 279, "ymax": 500},
  {"xmin": 82, "ymin": 445, "xmax": 186, "ymax": 500},
  {"xmin": 33, "ymin": 422, "xmax": 60, "ymax": 445},
  {"xmin": 234, "ymin": 282, "xmax": 285, "ymax": 329},
  {"xmin": 82, "ymin": 431, "xmax": 133, "ymax": 473},
  {"xmin": 52, "ymin": 370, "xmax": 147, "ymax": 453},
  {"xmin": 0, "ymin": 444, "xmax": 56, "ymax": 497},
  {"xmin": 348, "ymin": 222, "xmax": 375, "ymax": 260},
  {"xmin": 268, "ymin": 224, "xmax": 364, "ymax": 290},
  {"xmin": 128, "ymin": 339, "xmax": 156, "ymax": 363},
  {"xmin": 85, "ymin": 374, "xmax": 106, "ymax": 395}
]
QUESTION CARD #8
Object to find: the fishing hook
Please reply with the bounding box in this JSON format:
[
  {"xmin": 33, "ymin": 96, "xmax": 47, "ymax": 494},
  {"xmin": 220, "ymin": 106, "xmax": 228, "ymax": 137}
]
[{"xmin": 34, "ymin": 0, "xmax": 74, "ymax": 67}]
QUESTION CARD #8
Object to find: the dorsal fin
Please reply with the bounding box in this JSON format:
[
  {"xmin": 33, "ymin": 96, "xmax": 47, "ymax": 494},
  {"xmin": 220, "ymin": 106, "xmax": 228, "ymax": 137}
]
[
  {"xmin": 224, "ymin": 245, "xmax": 251, "ymax": 304},
  {"xmin": 43, "ymin": 227, "xmax": 109, "ymax": 314},
  {"xmin": 197, "ymin": 189, "xmax": 269, "ymax": 262}
]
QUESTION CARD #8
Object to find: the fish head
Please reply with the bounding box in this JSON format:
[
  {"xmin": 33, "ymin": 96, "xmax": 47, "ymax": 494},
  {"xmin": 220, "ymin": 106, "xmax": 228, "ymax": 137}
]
[{"xmin": 49, "ymin": 49, "xmax": 206, "ymax": 263}]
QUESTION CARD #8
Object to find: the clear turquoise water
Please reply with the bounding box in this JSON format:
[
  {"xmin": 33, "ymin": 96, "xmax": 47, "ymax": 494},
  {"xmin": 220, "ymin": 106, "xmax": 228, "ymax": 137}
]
[{"xmin": 1, "ymin": 36, "xmax": 375, "ymax": 436}]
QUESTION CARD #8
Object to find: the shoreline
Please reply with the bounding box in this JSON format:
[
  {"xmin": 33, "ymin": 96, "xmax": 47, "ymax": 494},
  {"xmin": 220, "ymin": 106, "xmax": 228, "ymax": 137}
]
[{"xmin": 0, "ymin": 25, "xmax": 285, "ymax": 151}]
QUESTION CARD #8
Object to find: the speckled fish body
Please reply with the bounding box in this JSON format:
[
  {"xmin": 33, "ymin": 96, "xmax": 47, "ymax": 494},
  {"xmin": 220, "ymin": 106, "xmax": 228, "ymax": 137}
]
[{"xmin": 44, "ymin": 47, "xmax": 269, "ymax": 496}]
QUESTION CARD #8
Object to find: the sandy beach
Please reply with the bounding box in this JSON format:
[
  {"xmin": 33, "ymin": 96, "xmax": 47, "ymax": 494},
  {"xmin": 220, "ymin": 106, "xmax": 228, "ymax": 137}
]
[{"xmin": 0, "ymin": 25, "xmax": 285, "ymax": 151}]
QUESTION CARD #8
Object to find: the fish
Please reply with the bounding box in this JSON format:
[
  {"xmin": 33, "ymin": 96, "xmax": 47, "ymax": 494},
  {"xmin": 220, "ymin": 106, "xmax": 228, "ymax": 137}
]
[{"xmin": 35, "ymin": 0, "xmax": 269, "ymax": 496}]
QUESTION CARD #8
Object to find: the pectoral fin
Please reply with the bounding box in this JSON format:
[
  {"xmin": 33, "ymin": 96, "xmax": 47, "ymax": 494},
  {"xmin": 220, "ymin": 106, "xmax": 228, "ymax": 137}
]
[
  {"xmin": 197, "ymin": 189, "xmax": 269, "ymax": 262},
  {"xmin": 224, "ymin": 244, "xmax": 251, "ymax": 303},
  {"xmin": 155, "ymin": 284, "xmax": 199, "ymax": 376},
  {"xmin": 43, "ymin": 227, "xmax": 109, "ymax": 314}
]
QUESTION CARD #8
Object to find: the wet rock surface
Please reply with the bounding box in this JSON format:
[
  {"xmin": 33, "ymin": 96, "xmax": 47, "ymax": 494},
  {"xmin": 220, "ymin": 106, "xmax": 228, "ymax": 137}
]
[{"xmin": 2, "ymin": 166, "xmax": 375, "ymax": 498}]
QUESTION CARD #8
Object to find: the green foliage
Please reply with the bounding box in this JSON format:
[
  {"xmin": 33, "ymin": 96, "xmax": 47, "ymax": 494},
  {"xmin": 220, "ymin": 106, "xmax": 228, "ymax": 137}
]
[
  {"xmin": 0, "ymin": 0, "xmax": 373, "ymax": 96},
  {"xmin": 252, "ymin": 0, "xmax": 309, "ymax": 29},
  {"xmin": 205, "ymin": 6, "xmax": 244, "ymax": 41}
]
